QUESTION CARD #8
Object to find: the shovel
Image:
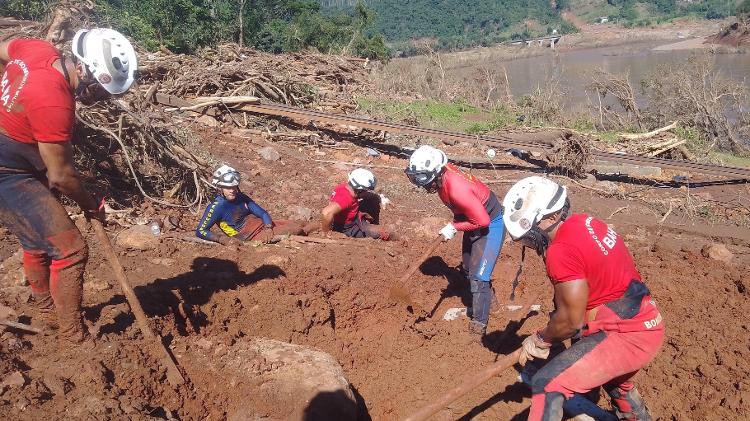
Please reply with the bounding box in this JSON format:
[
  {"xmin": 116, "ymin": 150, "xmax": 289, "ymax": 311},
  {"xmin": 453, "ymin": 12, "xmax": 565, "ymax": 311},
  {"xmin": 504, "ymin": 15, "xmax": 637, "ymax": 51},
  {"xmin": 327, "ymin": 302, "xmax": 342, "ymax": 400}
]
[
  {"xmin": 388, "ymin": 235, "xmax": 443, "ymax": 311},
  {"xmin": 90, "ymin": 220, "xmax": 186, "ymax": 387}
]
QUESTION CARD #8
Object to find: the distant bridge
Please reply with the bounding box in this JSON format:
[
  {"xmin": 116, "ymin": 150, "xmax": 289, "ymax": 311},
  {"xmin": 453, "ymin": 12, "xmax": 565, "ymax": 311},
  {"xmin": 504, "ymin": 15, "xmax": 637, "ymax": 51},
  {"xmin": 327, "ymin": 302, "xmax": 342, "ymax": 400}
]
[{"xmin": 508, "ymin": 35, "xmax": 562, "ymax": 49}]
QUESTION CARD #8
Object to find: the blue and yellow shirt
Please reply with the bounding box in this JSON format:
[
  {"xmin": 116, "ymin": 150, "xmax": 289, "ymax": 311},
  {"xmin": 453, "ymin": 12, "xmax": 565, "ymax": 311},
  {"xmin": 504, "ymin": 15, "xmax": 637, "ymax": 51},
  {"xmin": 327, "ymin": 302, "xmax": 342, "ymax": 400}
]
[{"xmin": 195, "ymin": 193, "xmax": 272, "ymax": 242}]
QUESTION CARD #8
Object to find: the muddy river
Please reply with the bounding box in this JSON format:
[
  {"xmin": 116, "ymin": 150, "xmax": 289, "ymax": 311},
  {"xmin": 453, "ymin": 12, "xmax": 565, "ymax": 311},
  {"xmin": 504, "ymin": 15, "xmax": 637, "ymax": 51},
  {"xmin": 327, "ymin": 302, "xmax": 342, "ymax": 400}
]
[{"xmin": 481, "ymin": 40, "xmax": 750, "ymax": 112}]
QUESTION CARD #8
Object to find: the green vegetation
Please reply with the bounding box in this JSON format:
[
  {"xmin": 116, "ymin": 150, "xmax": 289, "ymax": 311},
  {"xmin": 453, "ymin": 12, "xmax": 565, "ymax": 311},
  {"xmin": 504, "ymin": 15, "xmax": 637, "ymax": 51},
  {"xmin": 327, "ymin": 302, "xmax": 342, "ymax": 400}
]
[
  {"xmin": 357, "ymin": 98, "xmax": 520, "ymax": 134},
  {"xmin": 0, "ymin": 0, "xmax": 53, "ymax": 20},
  {"xmin": 323, "ymin": 0, "xmax": 578, "ymax": 54},
  {"xmin": 738, "ymin": 0, "xmax": 750, "ymax": 16},
  {"xmin": 1, "ymin": 0, "xmax": 389, "ymax": 59},
  {"xmin": 568, "ymin": 0, "xmax": 737, "ymax": 25}
]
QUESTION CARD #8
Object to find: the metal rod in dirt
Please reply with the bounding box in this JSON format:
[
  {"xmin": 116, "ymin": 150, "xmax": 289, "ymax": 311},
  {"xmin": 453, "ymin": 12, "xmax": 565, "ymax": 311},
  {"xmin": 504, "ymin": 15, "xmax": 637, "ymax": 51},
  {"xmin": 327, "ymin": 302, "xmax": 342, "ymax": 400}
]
[
  {"xmin": 0, "ymin": 319, "xmax": 42, "ymax": 334},
  {"xmin": 91, "ymin": 220, "xmax": 185, "ymax": 386},
  {"xmin": 403, "ymin": 349, "xmax": 522, "ymax": 421}
]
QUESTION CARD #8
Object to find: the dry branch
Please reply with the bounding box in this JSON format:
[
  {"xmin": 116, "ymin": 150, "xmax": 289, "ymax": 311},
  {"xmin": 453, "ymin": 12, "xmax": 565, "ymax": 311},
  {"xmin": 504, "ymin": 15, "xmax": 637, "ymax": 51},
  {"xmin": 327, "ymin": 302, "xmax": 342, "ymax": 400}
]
[{"xmin": 619, "ymin": 121, "xmax": 678, "ymax": 140}]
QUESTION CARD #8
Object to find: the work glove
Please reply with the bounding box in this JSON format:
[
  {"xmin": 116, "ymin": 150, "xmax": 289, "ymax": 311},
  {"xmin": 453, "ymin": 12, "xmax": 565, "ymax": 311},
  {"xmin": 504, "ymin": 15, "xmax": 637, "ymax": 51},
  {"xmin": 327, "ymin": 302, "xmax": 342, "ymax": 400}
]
[
  {"xmin": 379, "ymin": 194, "xmax": 391, "ymax": 208},
  {"xmin": 439, "ymin": 223, "xmax": 458, "ymax": 241},
  {"xmin": 519, "ymin": 331, "xmax": 551, "ymax": 366}
]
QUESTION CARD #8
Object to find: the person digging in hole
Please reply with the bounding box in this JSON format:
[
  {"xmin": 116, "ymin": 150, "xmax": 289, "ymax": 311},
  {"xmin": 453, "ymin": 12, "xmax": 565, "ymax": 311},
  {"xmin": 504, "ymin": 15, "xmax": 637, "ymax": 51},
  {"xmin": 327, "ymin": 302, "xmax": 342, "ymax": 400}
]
[
  {"xmin": 320, "ymin": 168, "xmax": 394, "ymax": 240},
  {"xmin": 502, "ymin": 176, "xmax": 664, "ymax": 421},
  {"xmin": 405, "ymin": 145, "xmax": 505, "ymax": 338},
  {"xmin": 196, "ymin": 165, "xmax": 306, "ymax": 246},
  {"xmin": 0, "ymin": 29, "xmax": 137, "ymax": 345}
]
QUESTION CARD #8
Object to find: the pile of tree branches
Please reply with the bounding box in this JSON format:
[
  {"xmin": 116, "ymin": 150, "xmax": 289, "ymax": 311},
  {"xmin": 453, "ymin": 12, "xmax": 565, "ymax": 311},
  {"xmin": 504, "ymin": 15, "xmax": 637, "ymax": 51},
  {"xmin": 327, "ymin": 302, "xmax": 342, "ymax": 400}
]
[{"xmin": 0, "ymin": 4, "xmax": 373, "ymax": 210}]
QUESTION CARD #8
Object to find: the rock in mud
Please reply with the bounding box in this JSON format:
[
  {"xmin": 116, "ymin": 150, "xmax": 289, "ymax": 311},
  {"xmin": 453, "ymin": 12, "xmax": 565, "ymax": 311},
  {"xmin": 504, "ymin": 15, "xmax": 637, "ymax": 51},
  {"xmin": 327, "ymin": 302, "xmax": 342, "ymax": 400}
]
[
  {"xmin": 289, "ymin": 205, "xmax": 313, "ymax": 221},
  {"xmin": 0, "ymin": 248, "xmax": 25, "ymax": 287},
  {"xmin": 701, "ymin": 243, "xmax": 733, "ymax": 263},
  {"xmin": 2, "ymin": 371, "xmax": 27, "ymax": 389},
  {"xmin": 413, "ymin": 216, "xmax": 445, "ymax": 238},
  {"xmin": 205, "ymin": 338, "xmax": 357, "ymax": 421},
  {"xmin": 258, "ymin": 146, "xmax": 281, "ymax": 161},
  {"xmin": 0, "ymin": 304, "xmax": 16, "ymax": 320},
  {"xmin": 115, "ymin": 225, "xmax": 160, "ymax": 251}
]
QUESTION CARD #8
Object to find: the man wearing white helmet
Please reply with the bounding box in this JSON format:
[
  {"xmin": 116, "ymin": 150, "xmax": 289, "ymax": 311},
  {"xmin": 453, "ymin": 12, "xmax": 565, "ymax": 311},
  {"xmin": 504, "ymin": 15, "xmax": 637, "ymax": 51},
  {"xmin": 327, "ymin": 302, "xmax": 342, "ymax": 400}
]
[
  {"xmin": 502, "ymin": 176, "xmax": 664, "ymax": 421},
  {"xmin": 0, "ymin": 28, "xmax": 137, "ymax": 345},
  {"xmin": 196, "ymin": 165, "xmax": 305, "ymax": 244},
  {"xmin": 405, "ymin": 145, "xmax": 505, "ymax": 337},
  {"xmin": 320, "ymin": 168, "xmax": 393, "ymax": 240}
]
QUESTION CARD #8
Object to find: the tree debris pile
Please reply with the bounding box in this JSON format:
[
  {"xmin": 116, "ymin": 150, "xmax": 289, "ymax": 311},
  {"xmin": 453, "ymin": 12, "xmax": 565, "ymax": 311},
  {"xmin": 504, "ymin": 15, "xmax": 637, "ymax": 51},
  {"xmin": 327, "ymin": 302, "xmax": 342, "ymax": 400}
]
[{"xmin": 0, "ymin": 15, "xmax": 374, "ymax": 209}]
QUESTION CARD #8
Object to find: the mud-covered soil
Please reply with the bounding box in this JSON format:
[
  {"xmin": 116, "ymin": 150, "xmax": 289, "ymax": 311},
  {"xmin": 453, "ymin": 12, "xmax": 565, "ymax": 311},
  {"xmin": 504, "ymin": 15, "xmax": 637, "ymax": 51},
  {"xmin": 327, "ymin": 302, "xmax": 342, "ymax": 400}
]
[{"xmin": 1, "ymin": 128, "xmax": 749, "ymax": 420}]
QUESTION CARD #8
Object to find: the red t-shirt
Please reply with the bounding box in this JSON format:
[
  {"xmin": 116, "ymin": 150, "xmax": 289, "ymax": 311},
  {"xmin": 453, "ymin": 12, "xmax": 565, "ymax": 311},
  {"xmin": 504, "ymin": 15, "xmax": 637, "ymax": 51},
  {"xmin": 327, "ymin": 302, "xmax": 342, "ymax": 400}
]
[
  {"xmin": 546, "ymin": 213, "xmax": 642, "ymax": 310},
  {"xmin": 437, "ymin": 164, "xmax": 491, "ymax": 231},
  {"xmin": 0, "ymin": 39, "xmax": 74, "ymax": 143},
  {"xmin": 330, "ymin": 183, "xmax": 359, "ymax": 226}
]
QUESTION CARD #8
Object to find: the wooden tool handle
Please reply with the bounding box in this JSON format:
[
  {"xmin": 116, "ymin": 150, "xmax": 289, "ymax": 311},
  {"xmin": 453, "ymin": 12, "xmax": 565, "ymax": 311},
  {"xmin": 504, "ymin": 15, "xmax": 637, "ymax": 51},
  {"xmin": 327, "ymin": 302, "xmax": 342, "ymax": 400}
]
[
  {"xmin": 403, "ymin": 349, "xmax": 522, "ymax": 421},
  {"xmin": 398, "ymin": 235, "xmax": 443, "ymax": 285},
  {"xmin": 91, "ymin": 220, "xmax": 185, "ymax": 386}
]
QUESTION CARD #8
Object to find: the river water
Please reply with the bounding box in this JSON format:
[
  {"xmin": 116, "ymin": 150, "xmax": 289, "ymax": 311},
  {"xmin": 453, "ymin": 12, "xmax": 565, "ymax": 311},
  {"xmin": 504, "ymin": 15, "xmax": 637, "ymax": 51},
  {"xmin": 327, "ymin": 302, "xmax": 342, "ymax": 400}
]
[{"xmin": 493, "ymin": 41, "xmax": 750, "ymax": 113}]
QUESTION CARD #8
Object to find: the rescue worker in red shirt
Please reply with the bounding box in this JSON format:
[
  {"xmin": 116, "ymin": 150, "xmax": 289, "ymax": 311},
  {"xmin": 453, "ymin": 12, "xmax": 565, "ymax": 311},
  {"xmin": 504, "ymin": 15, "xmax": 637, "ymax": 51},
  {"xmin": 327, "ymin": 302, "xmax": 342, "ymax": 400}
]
[
  {"xmin": 502, "ymin": 176, "xmax": 664, "ymax": 421},
  {"xmin": 405, "ymin": 145, "xmax": 505, "ymax": 337},
  {"xmin": 321, "ymin": 168, "xmax": 393, "ymax": 240},
  {"xmin": 0, "ymin": 29, "xmax": 137, "ymax": 345}
]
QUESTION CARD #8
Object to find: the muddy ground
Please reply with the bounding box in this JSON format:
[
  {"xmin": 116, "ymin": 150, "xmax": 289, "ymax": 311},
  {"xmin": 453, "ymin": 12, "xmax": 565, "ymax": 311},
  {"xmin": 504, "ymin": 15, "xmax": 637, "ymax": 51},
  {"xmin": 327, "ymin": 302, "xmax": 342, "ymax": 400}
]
[{"xmin": 0, "ymin": 127, "xmax": 749, "ymax": 420}]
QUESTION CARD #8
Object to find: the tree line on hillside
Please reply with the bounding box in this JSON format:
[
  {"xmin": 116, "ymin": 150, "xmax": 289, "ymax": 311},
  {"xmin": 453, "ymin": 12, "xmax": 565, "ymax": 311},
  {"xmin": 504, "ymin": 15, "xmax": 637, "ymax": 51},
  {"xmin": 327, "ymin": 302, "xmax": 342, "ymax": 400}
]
[
  {"xmin": 0, "ymin": 0, "xmax": 390, "ymax": 59},
  {"xmin": 600, "ymin": 0, "xmax": 737, "ymax": 26},
  {"xmin": 324, "ymin": 0, "xmax": 577, "ymax": 54}
]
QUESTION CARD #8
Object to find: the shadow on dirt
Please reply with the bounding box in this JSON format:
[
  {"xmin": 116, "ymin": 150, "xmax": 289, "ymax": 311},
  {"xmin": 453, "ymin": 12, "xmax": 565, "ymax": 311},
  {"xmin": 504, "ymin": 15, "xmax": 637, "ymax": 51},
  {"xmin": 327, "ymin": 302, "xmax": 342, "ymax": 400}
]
[
  {"xmin": 420, "ymin": 256, "xmax": 471, "ymax": 315},
  {"xmin": 456, "ymin": 380, "xmax": 530, "ymax": 420},
  {"xmin": 302, "ymin": 387, "xmax": 372, "ymax": 421},
  {"xmin": 91, "ymin": 258, "xmax": 284, "ymax": 337}
]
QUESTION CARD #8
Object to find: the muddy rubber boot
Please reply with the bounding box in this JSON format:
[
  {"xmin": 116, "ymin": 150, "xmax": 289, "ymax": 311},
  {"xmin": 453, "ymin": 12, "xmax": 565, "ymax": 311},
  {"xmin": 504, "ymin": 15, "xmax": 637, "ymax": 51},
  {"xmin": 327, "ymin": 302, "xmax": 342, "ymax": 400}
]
[
  {"xmin": 468, "ymin": 320, "xmax": 487, "ymax": 337},
  {"xmin": 30, "ymin": 292, "xmax": 58, "ymax": 329},
  {"xmin": 608, "ymin": 385, "xmax": 653, "ymax": 421},
  {"xmin": 54, "ymin": 278, "xmax": 88, "ymax": 347}
]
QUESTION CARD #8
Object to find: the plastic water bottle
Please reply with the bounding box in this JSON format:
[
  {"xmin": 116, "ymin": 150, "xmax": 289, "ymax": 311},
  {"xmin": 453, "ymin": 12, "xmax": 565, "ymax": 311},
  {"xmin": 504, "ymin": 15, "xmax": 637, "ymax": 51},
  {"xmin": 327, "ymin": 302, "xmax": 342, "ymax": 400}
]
[{"xmin": 150, "ymin": 221, "xmax": 161, "ymax": 236}]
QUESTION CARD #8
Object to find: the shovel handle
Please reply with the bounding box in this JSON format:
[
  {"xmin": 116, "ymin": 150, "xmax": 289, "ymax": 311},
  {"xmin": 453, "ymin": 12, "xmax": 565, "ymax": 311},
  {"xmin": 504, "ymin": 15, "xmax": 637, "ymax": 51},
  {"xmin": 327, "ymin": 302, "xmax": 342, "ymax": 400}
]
[
  {"xmin": 91, "ymin": 220, "xmax": 185, "ymax": 386},
  {"xmin": 398, "ymin": 235, "xmax": 444, "ymax": 285},
  {"xmin": 403, "ymin": 348, "xmax": 522, "ymax": 421}
]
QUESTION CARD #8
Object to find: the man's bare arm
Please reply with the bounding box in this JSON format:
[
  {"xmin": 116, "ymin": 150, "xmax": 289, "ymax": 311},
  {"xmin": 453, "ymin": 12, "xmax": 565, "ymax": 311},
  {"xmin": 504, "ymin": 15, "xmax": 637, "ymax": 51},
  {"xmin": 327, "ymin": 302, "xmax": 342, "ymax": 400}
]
[
  {"xmin": 320, "ymin": 202, "xmax": 342, "ymax": 232},
  {"xmin": 540, "ymin": 279, "xmax": 589, "ymax": 343},
  {"xmin": 38, "ymin": 141, "xmax": 98, "ymax": 211},
  {"xmin": 0, "ymin": 40, "xmax": 12, "ymax": 65}
]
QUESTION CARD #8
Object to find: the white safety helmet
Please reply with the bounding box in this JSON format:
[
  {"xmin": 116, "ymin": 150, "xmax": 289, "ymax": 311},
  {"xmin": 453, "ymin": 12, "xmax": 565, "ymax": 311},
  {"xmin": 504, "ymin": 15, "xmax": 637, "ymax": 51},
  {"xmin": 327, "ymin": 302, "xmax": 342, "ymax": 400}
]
[
  {"xmin": 348, "ymin": 168, "xmax": 376, "ymax": 191},
  {"xmin": 212, "ymin": 165, "xmax": 241, "ymax": 188},
  {"xmin": 405, "ymin": 145, "xmax": 448, "ymax": 187},
  {"xmin": 502, "ymin": 176, "xmax": 569, "ymax": 253},
  {"xmin": 72, "ymin": 28, "xmax": 138, "ymax": 94}
]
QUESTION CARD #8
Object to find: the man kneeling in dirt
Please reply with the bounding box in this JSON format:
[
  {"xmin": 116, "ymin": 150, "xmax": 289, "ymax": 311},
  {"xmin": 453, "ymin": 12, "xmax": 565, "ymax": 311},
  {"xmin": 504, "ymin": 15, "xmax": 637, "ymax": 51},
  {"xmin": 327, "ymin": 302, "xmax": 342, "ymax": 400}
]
[
  {"xmin": 502, "ymin": 176, "xmax": 664, "ymax": 421},
  {"xmin": 320, "ymin": 168, "xmax": 394, "ymax": 240},
  {"xmin": 405, "ymin": 145, "xmax": 505, "ymax": 338},
  {"xmin": 196, "ymin": 165, "xmax": 305, "ymax": 245}
]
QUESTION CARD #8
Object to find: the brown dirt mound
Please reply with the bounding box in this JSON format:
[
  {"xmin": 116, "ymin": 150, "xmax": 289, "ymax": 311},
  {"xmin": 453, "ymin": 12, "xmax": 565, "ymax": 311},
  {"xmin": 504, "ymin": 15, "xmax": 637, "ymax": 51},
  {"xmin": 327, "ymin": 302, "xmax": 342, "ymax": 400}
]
[{"xmin": 1, "ymin": 132, "xmax": 750, "ymax": 420}]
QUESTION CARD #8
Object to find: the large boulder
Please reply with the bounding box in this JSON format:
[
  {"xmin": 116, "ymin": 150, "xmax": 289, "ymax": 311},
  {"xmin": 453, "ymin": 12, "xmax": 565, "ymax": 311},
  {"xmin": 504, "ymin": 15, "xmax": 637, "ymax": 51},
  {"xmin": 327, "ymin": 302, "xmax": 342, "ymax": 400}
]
[
  {"xmin": 201, "ymin": 338, "xmax": 357, "ymax": 421},
  {"xmin": 701, "ymin": 242, "xmax": 733, "ymax": 263}
]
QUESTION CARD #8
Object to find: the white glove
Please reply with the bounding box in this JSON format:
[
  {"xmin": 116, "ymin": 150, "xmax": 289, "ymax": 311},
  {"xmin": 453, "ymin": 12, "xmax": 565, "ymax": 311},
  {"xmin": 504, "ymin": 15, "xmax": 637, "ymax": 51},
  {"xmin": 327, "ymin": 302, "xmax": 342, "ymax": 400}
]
[
  {"xmin": 379, "ymin": 194, "xmax": 391, "ymax": 207},
  {"xmin": 439, "ymin": 223, "xmax": 458, "ymax": 241},
  {"xmin": 518, "ymin": 331, "xmax": 551, "ymax": 366}
]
